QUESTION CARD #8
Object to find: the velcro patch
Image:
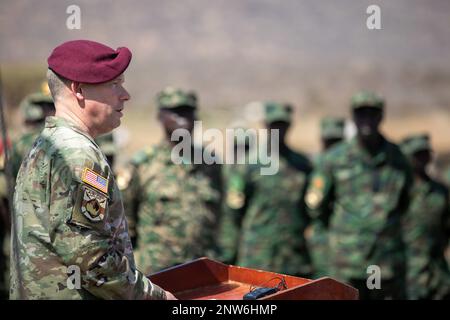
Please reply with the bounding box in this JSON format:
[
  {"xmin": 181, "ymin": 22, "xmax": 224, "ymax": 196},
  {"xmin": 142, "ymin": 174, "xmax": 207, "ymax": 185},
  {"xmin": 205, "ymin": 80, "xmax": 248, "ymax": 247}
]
[
  {"xmin": 81, "ymin": 187, "xmax": 107, "ymax": 222},
  {"xmin": 82, "ymin": 167, "xmax": 109, "ymax": 194},
  {"xmin": 70, "ymin": 185, "xmax": 108, "ymax": 227}
]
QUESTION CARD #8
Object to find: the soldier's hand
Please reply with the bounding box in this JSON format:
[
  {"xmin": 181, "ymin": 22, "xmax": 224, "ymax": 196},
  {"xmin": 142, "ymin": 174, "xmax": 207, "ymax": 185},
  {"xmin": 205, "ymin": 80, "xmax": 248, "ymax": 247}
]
[{"xmin": 165, "ymin": 291, "xmax": 178, "ymax": 300}]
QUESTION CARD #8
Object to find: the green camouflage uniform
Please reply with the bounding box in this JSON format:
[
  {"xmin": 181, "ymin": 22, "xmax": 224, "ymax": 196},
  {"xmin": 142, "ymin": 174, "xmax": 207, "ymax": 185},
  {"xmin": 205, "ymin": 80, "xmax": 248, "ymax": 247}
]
[
  {"xmin": 305, "ymin": 92, "xmax": 412, "ymax": 299},
  {"xmin": 218, "ymin": 126, "xmax": 254, "ymax": 264},
  {"xmin": 10, "ymin": 92, "xmax": 54, "ymax": 179},
  {"xmin": 400, "ymin": 134, "xmax": 450, "ymax": 299},
  {"xmin": 10, "ymin": 117, "xmax": 166, "ymax": 299},
  {"xmin": 306, "ymin": 117, "xmax": 346, "ymax": 278},
  {"xmin": 122, "ymin": 88, "xmax": 223, "ymax": 274},
  {"xmin": 222, "ymin": 103, "xmax": 313, "ymax": 276}
]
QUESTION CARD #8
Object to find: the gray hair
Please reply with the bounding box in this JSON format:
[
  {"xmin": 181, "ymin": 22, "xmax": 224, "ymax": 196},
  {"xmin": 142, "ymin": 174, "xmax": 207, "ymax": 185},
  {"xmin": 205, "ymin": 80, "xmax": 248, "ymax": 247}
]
[{"xmin": 46, "ymin": 69, "xmax": 71, "ymax": 101}]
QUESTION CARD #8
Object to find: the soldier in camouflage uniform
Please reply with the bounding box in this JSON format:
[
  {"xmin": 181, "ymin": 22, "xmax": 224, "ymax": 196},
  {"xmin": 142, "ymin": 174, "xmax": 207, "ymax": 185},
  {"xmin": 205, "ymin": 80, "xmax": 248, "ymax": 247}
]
[
  {"xmin": 218, "ymin": 123, "xmax": 255, "ymax": 264},
  {"xmin": 400, "ymin": 134, "xmax": 450, "ymax": 299},
  {"xmin": 305, "ymin": 91, "xmax": 412, "ymax": 299},
  {"xmin": 305, "ymin": 117, "xmax": 346, "ymax": 278},
  {"xmin": 10, "ymin": 40, "xmax": 174, "ymax": 299},
  {"xmin": 221, "ymin": 102, "xmax": 312, "ymax": 276},
  {"xmin": 9, "ymin": 92, "xmax": 55, "ymax": 179},
  {"xmin": 122, "ymin": 87, "xmax": 223, "ymax": 274}
]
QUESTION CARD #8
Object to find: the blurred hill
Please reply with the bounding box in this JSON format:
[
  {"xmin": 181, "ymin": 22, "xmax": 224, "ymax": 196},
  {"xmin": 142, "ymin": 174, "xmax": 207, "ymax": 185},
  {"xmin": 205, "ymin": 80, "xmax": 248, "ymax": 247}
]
[{"xmin": 1, "ymin": 0, "xmax": 449, "ymax": 156}]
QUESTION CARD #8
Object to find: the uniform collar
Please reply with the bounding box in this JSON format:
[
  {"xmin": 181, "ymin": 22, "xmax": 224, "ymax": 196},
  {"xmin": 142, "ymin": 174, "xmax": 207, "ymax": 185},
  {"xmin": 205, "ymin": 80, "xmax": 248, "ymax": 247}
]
[
  {"xmin": 45, "ymin": 116, "xmax": 99, "ymax": 148},
  {"xmin": 349, "ymin": 135, "xmax": 389, "ymax": 166}
]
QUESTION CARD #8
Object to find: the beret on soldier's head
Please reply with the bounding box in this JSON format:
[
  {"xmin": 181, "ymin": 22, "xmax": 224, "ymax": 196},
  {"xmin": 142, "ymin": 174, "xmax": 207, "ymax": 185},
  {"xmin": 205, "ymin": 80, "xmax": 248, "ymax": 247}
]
[
  {"xmin": 156, "ymin": 87, "xmax": 197, "ymax": 109},
  {"xmin": 47, "ymin": 40, "xmax": 132, "ymax": 84},
  {"xmin": 400, "ymin": 133, "xmax": 431, "ymax": 156},
  {"xmin": 350, "ymin": 91, "xmax": 384, "ymax": 110},
  {"xmin": 264, "ymin": 102, "xmax": 293, "ymax": 124}
]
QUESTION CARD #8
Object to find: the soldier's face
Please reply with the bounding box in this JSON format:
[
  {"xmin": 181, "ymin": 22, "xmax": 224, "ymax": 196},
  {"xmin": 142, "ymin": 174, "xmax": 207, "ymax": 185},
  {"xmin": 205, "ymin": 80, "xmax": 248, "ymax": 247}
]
[
  {"xmin": 159, "ymin": 107, "xmax": 196, "ymax": 136},
  {"xmin": 352, "ymin": 107, "xmax": 382, "ymax": 138},
  {"xmin": 80, "ymin": 74, "xmax": 130, "ymax": 136}
]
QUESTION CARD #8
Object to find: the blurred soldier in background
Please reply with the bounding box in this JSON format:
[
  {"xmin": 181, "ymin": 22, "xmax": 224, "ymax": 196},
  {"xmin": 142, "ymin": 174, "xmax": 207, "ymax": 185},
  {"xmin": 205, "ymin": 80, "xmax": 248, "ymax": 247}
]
[
  {"xmin": 223, "ymin": 102, "xmax": 312, "ymax": 277},
  {"xmin": 305, "ymin": 116, "xmax": 346, "ymax": 278},
  {"xmin": 218, "ymin": 121, "xmax": 255, "ymax": 264},
  {"xmin": 400, "ymin": 134, "xmax": 450, "ymax": 299},
  {"xmin": 1, "ymin": 86, "xmax": 54, "ymax": 299},
  {"xmin": 9, "ymin": 91, "xmax": 55, "ymax": 179},
  {"xmin": 122, "ymin": 87, "xmax": 223, "ymax": 274},
  {"xmin": 305, "ymin": 91, "xmax": 412, "ymax": 299}
]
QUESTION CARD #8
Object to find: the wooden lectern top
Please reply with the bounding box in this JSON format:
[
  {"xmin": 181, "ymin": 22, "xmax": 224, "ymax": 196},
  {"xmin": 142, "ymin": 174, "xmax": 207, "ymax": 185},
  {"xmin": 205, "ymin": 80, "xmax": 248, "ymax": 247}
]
[{"xmin": 149, "ymin": 257, "xmax": 358, "ymax": 300}]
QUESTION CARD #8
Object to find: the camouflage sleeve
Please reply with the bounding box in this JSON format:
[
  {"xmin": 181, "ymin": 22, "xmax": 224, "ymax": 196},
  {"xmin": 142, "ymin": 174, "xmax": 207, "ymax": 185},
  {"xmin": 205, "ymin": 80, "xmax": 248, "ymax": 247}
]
[
  {"xmin": 304, "ymin": 157, "xmax": 334, "ymax": 223},
  {"xmin": 120, "ymin": 165, "xmax": 140, "ymax": 248},
  {"xmin": 51, "ymin": 152, "xmax": 166, "ymax": 300}
]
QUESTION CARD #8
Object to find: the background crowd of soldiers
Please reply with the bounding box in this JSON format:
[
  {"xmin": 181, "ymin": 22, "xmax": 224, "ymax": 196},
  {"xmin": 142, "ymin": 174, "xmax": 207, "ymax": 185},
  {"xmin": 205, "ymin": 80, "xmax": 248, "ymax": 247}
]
[{"xmin": 0, "ymin": 84, "xmax": 449, "ymax": 300}]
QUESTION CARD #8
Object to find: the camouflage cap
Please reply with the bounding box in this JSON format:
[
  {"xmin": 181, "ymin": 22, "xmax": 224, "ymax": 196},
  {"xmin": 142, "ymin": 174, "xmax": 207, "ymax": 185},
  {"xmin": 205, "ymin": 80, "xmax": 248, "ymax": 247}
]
[
  {"xmin": 95, "ymin": 133, "xmax": 117, "ymax": 156},
  {"xmin": 400, "ymin": 134, "xmax": 431, "ymax": 155},
  {"xmin": 320, "ymin": 117, "xmax": 345, "ymax": 139},
  {"xmin": 156, "ymin": 87, "xmax": 197, "ymax": 109},
  {"xmin": 264, "ymin": 102, "xmax": 293, "ymax": 124},
  {"xmin": 20, "ymin": 92, "xmax": 54, "ymax": 121},
  {"xmin": 350, "ymin": 91, "xmax": 384, "ymax": 110}
]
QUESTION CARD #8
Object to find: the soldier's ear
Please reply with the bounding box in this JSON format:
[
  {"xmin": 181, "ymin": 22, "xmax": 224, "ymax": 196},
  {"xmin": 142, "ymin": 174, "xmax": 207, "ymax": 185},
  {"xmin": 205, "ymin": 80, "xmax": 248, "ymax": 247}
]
[{"xmin": 70, "ymin": 82, "xmax": 84, "ymax": 101}]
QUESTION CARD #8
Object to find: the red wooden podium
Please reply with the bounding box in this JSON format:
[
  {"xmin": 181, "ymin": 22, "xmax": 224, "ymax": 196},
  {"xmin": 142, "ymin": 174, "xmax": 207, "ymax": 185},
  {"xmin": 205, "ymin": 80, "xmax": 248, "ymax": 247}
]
[{"xmin": 149, "ymin": 257, "xmax": 358, "ymax": 300}]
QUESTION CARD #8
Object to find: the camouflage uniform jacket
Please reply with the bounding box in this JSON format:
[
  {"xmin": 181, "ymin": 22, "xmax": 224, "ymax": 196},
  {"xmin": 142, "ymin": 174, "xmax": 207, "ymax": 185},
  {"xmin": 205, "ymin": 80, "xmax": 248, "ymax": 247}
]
[
  {"xmin": 10, "ymin": 117, "xmax": 166, "ymax": 299},
  {"xmin": 305, "ymin": 136, "xmax": 412, "ymax": 281},
  {"xmin": 123, "ymin": 141, "xmax": 222, "ymax": 274},
  {"xmin": 224, "ymin": 146, "xmax": 312, "ymax": 276},
  {"xmin": 402, "ymin": 177, "xmax": 450, "ymax": 299}
]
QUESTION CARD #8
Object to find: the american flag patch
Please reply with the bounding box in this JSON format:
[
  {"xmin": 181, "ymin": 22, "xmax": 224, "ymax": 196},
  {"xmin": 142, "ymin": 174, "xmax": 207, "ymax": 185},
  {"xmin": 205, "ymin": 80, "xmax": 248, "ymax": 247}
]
[{"xmin": 81, "ymin": 168, "xmax": 109, "ymax": 194}]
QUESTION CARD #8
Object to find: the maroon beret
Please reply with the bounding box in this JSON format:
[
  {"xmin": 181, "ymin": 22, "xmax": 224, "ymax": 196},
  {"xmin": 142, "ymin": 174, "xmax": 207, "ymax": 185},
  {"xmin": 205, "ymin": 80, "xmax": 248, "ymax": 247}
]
[{"xmin": 47, "ymin": 39, "xmax": 132, "ymax": 84}]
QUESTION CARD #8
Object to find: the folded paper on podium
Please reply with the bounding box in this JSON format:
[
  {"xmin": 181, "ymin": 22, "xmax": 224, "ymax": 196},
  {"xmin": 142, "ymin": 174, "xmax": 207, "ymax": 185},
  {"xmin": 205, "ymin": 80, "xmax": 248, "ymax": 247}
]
[{"xmin": 149, "ymin": 257, "xmax": 358, "ymax": 300}]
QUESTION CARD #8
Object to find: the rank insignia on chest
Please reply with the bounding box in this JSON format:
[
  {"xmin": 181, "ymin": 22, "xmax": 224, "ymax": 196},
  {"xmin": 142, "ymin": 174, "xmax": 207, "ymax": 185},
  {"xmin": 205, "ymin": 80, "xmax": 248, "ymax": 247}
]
[
  {"xmin": 81, "ymin": 187, "xmax": 107, "ymax": 222},
  {"xmin": 82, "ymin": 167, "xmax": 109, "ymax": 194}
]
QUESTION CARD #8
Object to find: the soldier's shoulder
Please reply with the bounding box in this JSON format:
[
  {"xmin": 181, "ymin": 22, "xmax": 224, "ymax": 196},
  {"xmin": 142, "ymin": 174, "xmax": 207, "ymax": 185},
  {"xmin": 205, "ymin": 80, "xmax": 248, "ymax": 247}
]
[
  {"xmin": 289, "ymin": 149, "xmax": 313, "ymax": 173},
  {"xmin": 41, "ymin": 126, "xmax": 103, "ymax": 168},
  {"xmin": 429, "ymin": 179, "xmax": 449, "ymax": 197},
  {"xmin": 384, "ymin": 139, "xmax": 411, "ymax": 167},
  {"xmin": 321, "ymin": 140, "xmax": 351, "ymax": 163}
]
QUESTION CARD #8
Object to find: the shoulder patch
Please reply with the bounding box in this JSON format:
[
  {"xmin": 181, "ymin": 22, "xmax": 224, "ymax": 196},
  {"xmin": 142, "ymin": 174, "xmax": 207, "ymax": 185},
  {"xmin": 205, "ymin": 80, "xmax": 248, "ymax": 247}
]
[
  {"xmin": 82, "ymin": 167, "xmax": 108, "ymax": 194},
  {"xmin": 226, "ymin": 190, "xmax": 245, "ymax": 209},
  {"xmin": 70, "ymin": 185, "xmax": 108, "ymax": 226},
  {"xmin": 305, "ymin": 175, "xmax": 326, "ymax": 209}
]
